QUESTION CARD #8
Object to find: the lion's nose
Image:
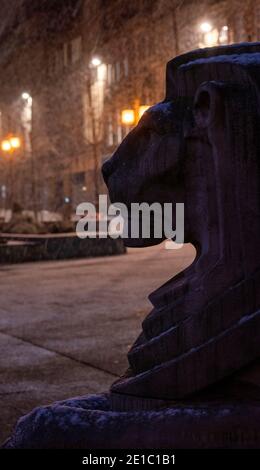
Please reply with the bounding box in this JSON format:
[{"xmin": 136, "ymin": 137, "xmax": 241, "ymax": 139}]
[{"xmin": 102, "ymin": 159, "xmax": 114, "ymax": 185}]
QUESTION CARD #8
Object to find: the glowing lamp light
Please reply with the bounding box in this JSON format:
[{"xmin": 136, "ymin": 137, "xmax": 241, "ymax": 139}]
[
  {"xmin": 91, "ymin": 57, "xmax": 102, "ymax": 67},
  {"xmin": 219, "ymin": 25, "xmax": 229, "ymax": 44},
  {"xmin": 200, "ymin": 22, "xmax": 213, "ymax": 33},
  {"xmin": 138, "ymin": 105, "xmax": 150, "ymax": 120},
  {"xmin": 1, "ymin": 140, "xmax": 11, "ymax": 152},
  {"xmin": 204, "ymin": 28, "xmax": 219, "ymax": 47},
  {"xmin": 10, "ymin": 136, "xmax": 21, "ymax": 149},
  {"xmin": 22, "ymin": 92, "xmax": 30, "ymax": 100},
  {"xmin": 121, "ymin": 109, "xmax": 135, "ymax": 125}
]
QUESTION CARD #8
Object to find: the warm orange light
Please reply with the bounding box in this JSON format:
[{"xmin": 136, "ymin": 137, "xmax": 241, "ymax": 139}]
[
  {"xmin": 138, "ymin": 105, "xmax": 150, "ymax": 120},
  {"xmin": 10, "ymin": 136, "xmax": 21, "ymax": 149},
  {"xmin": 1, "ymin": 140, "xmax": 11, "ymax": 152},
  {"xmin": 121, "ymin": 109, "xmax": 135, "ymax": 125}
]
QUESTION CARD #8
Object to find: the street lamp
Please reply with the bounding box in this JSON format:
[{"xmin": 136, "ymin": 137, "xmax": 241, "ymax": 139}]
[
  {"xmin": 121, "ymin": 103, "xmax": 151, "ymax": 126},
  {"xmin": 20, "ymin": 91, "xmax": 38, "ymax": 219},
  {"xmin": 1, "ymin": 135, "xmax": 21, "ymax": 154},
  {"xmin": 22, "ymin": 92, "xmax": 30, "ymax": 100},
  {"xmin": 1, "ymin": 140, "xmax": 12, "ymax": 152},
  {"xmin": 200, "ymin": 22, "xmax": 213, "ymax": 33},
  {"xmin": 1, "ymin": 135, "xmax": 21, "ymax": 210},
  {"xmin": 121, "ymin": 109, "xmax": 135, "ymax": 125},
  {"xmin": 219, "ymin": 25, "xmax": 229, "ymax": 44},
  {"xmin": 9, "ymin": 136, "xmax": 21, "ymax": 149},
  {"xmin": 86, "ymin": 56, "xmax": 104, "ymax": 208},
  {"xmin": 91, "ymin": 56, "xmax": 102, "ymax": 67},
  {"xmin": 22, "ymin": 92, "xmax": 33, "ymax": 108}
]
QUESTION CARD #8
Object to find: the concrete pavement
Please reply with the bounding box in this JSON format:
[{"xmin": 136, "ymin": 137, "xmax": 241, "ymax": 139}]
[{"xmin": 0, "ymin": 243, "xmax": 195, "ymax": 443}]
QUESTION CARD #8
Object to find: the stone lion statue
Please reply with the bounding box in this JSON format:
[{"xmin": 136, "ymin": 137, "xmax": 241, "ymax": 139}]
[
  {"xmin": 4, "ymin": 43, "xmax": 260, "ymax": 448},
  {"xmin": 103, "ymin": 42, "xmax": 260, "ymax": 405}
]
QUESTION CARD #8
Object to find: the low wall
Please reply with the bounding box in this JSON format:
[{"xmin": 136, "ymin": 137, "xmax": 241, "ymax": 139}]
[{"xmin": 0, "ymin": 233, "xmax": 126, "ymax": 264}]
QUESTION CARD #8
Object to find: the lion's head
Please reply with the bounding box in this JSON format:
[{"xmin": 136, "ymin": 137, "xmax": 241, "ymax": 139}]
[{"xmin": 103, "ymin": 43, "xmax": 260, "ymax": 404}]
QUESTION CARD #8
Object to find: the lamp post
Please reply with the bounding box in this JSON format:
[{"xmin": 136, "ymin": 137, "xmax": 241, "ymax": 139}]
[
  {"xmin": 21, "ymin": 92, "xmax": 37, "ymax": 221},
  {"xmin": 1, "ymin": 135, "xmax": 21, "ymax": 210},
  {"xmin": 121, "ymin": 109, "xmax": 135, "ymax": 126},
  {"xmin": 86, "ymin": 56, "xmax": 104, "ymax": 208}
]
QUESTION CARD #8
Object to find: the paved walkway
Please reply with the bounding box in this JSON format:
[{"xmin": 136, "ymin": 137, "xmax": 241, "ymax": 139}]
[{"xmin": 0, "ymin": 243, "xmax": 195, "ymax": 443}]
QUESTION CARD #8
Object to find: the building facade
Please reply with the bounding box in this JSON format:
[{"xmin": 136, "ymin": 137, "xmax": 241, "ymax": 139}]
[{"xmin": 0, "ymin": 0, "xmax": 259, "ymax": 219}]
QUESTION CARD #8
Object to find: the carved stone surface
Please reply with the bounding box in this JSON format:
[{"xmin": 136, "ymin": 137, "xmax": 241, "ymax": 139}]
[
  {"xmin": 2, "ymin": 391, "xmax": 260, "ymax": 449},
  {"xmin": 103, "ymin": 41, "xmax": 260, "ymax": 404},
  {"xmin": 4, "ymin": 43, "xmax": 260, "ymax": 448}
]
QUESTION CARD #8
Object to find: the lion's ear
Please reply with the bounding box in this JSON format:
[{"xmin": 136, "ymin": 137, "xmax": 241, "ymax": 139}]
[{"xmin": 193, "ymin": 82, "xmax": 224, "ymax": 129}]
